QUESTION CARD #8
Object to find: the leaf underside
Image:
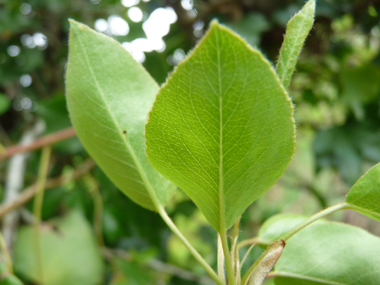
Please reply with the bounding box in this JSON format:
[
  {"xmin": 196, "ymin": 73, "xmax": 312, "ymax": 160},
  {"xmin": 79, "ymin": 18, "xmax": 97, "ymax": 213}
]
[
  {"xmin": 146, "ymin": 21, "xmax": 295, "ymax": 231},
  {"xmin": 260, "ymin": 214, "xmax": 380, "ymax": 285},
  {"xmin": 346, "ymin": 162, "xmax": 380, "ymax": 222},
  {"xmin": 66, "ymin": 20, "xmax": 175, "ymax": 210}
]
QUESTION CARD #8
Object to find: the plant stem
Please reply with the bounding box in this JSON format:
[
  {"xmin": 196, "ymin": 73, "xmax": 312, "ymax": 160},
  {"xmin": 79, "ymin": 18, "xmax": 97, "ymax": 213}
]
[
  {"xmin": 231, "ymin": 217, "xmax": 241, "ymax": 285},
  {"xmin": 347, "ymin": 204, "xmax": 380, "ymax": 220},
  {"xmin": 0, "ymin": 127, "xmax": 76, "ymax": 161},
  {"xmin": 84, "ymin": 175, "xmax": 104, "ymax": 247},
  {"xmin": 240, "ymin": 243, "xmax": 256, "ymax": 269},
  {"xmin": 237, "ymin": 237, "xmax": 261, "ymax": 250},
  {"xmin": 0, "ymin": 142, "xmax": 6, "ymax": 154},
  {"xmin": 33, "ymin": 146, "xmax": 52, "ymax": 284},
  {"xmin": 0, "ymin": 231, "xmax": 13, "ymax": 274},
  {"xmin": 220, "ymin": 227, "xmax": 237, "ymax": 285},
  {"xmin": 217, "ymin": 233, "xmax": 226, "ymax": 284},
  {"xmin": 157, "ymin": 205, "xmax": 224, "ymax": 285},
  {"xmin": 280, "ymin": 202, "xmax": 350, "ymax": 241},
  {"xmin": 0, "ymin": 159, "xmax": 95, "ymax": 219}
]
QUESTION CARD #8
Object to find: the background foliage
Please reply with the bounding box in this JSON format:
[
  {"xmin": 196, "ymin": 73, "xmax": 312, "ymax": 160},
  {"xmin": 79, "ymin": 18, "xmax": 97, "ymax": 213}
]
[{"xmin": 0, "ymin": 0, "xmax": 379, "ymax": 284}]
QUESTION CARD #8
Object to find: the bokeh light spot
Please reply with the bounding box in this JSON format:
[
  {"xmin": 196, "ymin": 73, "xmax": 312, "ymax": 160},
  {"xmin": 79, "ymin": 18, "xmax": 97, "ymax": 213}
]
[{"xmin": 128, "ymin": 7, "xmax": 143, "ymax": 22}]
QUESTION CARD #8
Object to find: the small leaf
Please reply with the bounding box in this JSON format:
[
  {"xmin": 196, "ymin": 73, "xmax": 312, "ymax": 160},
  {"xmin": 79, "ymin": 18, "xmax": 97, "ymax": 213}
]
[
  {"xmin": 276, "ymin": 0, "xmax": 316, "ymax": 88},
  {"xmin": 346, "ymin": 162, "xmax": 380, "ymax": 221},
  {"xmin": 146, "ymin": 21, "xmax": 295, "ymax": 231},
  {"xmin": 13, "ymin": 211, "xmax": 104, "ymax": 285},
  {"xmin": 263, "ymin": 214, "xmax": 380, "ymax": 285},
  {"xmin": 65, "ymin": 20, "xmax": 176, "ymax": 210}
]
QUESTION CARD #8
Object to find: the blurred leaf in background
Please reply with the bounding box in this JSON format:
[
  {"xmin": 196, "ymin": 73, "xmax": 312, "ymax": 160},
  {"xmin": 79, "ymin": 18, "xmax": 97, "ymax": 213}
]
[{"xmin": 13, "ymin": 211, "xmax": 104, "ymax": 285}]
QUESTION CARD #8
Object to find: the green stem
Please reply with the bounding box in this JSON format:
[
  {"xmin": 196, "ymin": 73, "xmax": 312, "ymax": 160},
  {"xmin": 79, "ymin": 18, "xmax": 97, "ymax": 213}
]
[
  {"xmin": 347, "ymin": 204, "xmax": 380, "ymax": 220},
  {"xmin": 230, "ymin": 217, "xmax": 241, "ymax": 283},
  {"xmin": 220, "ymin": 228, "xmax": 237, "ymax": 285},
  {"xmin": 217, "ymin": 233, "xmax": 226, "ymax": 284},
  {"xmin": 33, "ymin": 146, "xmax": 52, "ymax": 284},
  {"xmin": 84, "ymin": 175, "xmax": 105, "ymax": 247},
  {"xmin": 237, "ymin": 237, "xmax": 261, "ymax": 250},
  {"xmin": 240, "ymin": 243, "xmax": 256, "ymax": 270},
  {"xmin": 157, "ymin": 205, "xmax": 224, "ymax": 285},
  {"xmin": 0, "ymin": 142, "xmax": 6, "ymax": 154},
  {"xmin": 0, "ymin": 231, "xmax": 13, "ymax": 274},
  {"xmin": 281, "ymin": 202, "xmax": 350, "ymax": 241}
]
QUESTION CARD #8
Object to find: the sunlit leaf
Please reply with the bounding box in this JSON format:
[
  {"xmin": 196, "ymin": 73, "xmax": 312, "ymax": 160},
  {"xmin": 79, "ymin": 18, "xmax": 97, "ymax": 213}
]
[
  {"xmin": 146, "ymin": 21, "xmax": 295, "ymax": 231},
  {"xmin": 276, "ymin": 0, "xmax": 316, "ymax": 88},
  {"xmin": 66, "ymin": 20, "xmax": 176, "ymax": 210},
  {"xmin": 13, "ymin": 211, "xmax": 104, "ymax": 285},
  {"xmin": 258, "ymin": 213, "xmax": 308, "ymax": 244},
  {"xmin": 260, "ymin": 214, "xmax": 380, "ymax": 285},
  {"xmin": 346, "ymin": 162, "xmax": 380, "ymax": 222}
]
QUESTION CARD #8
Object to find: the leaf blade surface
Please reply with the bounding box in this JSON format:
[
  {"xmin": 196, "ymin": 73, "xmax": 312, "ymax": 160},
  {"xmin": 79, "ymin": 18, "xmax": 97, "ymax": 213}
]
[
  {"xmin": 346, "ymin": 162, "xmax": 380, "ymax": 221},
  {"xmin": 276, "ymin": 0, "xmax": 316, "ymax": 88},
  {"xmin": 146, "ymin": 22, "xmax": 295, "ymax": 231},
  {"xmin": 259, "ymin": 214, "xmax": 380, "ymax": 285},
  {"xmin": 66, "ymin": 20, "xmax": 175, "ymax": 210}
]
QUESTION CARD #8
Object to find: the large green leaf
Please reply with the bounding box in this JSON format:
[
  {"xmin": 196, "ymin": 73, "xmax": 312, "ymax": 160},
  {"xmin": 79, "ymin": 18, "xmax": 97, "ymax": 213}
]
[
  {"xmin": 145, "ymin": 21, "xmax": 295, "ymax": 231},
  {"xmin": 13, "ymin": 211, "xmax": 104, "ymax": 285},
  {"xmin": 259, "ymin": 214, "xmax": 380, "ymax": 284},
  {"xmin": 66, "ymin": 20, "xmax": 176, "ymax": 210},
  {"xmin": 346, "ymin": 162, "xmax": 380, "ymax": 221},
  {"xmin": 258, "ymin": 213, "xmax": 308, "ymax": 244},
  {"xmin": 276, "ymin": 0, "xmax": 315, "ymax": 88}
]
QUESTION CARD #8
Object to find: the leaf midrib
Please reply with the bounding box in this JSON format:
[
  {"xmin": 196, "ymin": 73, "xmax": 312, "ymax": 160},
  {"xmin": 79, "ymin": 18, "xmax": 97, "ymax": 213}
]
[
  {"xmin": 348, "ymin": 204, "xmax": 380, "ymax": 220},
  {"xmin": 75, "ymin": 30, "xmax": 159, "ymax": 208},
  {"xmin": 216, "ymin": 28, "xmax": 225, "ymax": 232},
  {"xmin": 273, "ymin": 271, "xmax": 346, "ymax": 285}
]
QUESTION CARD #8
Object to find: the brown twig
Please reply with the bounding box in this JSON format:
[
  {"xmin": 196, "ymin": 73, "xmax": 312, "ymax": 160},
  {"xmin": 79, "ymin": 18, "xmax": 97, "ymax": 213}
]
[
  {"xmin": 0, "ymin": 127, "xmax": 76, "ymax": 161},
  {"xmin": 0, "ymin": 158, "xmax": 96, "ymax": 219}
]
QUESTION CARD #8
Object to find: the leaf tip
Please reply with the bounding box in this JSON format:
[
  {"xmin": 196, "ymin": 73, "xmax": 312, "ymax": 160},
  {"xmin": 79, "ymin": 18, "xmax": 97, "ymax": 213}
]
[
  {"xmin": 209, "ymin": 18, "xmax": 220, "ymax": 27},
  {"xmin": 68, "ymin": 19, "xmax": 81, "ymax": 30},
  {"xmin": 305, "ymin": 0, "xmax": 316, "ymax": 15}
]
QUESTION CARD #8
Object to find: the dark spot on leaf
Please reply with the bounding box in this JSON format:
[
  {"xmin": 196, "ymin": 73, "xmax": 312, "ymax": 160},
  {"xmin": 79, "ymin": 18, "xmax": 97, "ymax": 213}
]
[{"xmin": 122, "ymin": 130, "xmax": 127, "ymax": 134}]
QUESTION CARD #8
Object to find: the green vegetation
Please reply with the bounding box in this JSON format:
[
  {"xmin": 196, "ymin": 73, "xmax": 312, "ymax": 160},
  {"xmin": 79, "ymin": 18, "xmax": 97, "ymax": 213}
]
[{"xmin": 1, "ymin": 0, "xmax": 380, "ymax": 284}]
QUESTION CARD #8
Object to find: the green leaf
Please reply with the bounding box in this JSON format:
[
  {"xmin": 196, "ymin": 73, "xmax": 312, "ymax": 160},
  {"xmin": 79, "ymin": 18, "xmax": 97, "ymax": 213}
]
[
  {"xmin": 145, "ymin": 21, "xmax": 295, "ymax": 231},
  {"xmin": 65, "ymin": 20, "xmax": 176, "ymax": 210},
  {"xmin": 0, "ymin": 93, "xmax": 10, "ymax": 115},
  {"xmin": 346, "ymin": 162, "xmax": 380, "ymax": 222},
  {"xmin": 13, "ymin": 211, "xmax": 104, "ymax": 285},
  {"xmin": 258, "ymin": 213, "xmax": 308, "ymax": 244},
  {"xmin": 276, "ymin": 0, "xmax": 316, "ymax": 88},
  {"xmin": 262, "ymin": 215, "xmax": 380, "ymax": 285}
]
